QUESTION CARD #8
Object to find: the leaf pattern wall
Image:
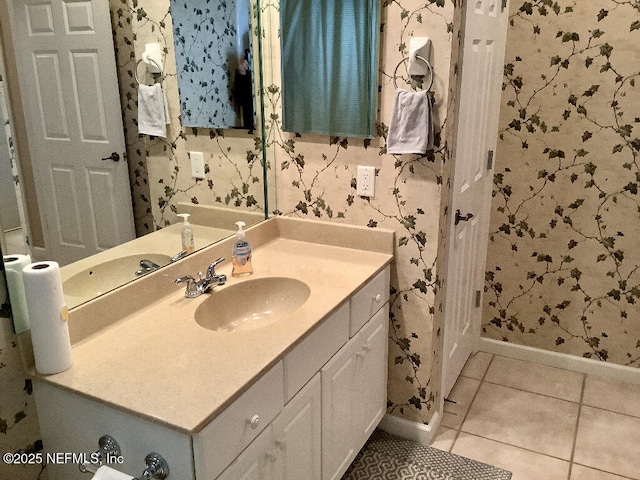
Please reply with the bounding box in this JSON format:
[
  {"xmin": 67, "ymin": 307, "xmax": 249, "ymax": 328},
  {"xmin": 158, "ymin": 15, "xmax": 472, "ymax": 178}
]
[{"xmin": 485, "ymin": 0, "xmax": 640, "ymax": 366}]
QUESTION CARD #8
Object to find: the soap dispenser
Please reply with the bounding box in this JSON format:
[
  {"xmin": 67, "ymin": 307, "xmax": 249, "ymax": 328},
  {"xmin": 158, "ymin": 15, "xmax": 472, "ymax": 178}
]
[
  {"xmin": 232, "ymin": 221, "xmax": 253, "ymax": 277},
  {"xmin": 177, "ymin": 213, "xmax": 195, "ymax": 254}
]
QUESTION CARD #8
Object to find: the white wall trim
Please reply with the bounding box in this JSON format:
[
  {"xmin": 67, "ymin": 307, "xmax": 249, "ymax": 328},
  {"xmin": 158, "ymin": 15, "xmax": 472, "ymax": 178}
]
[
  {"xmin": 480, "ymin": 337, "xmax": 640, "ymax": 385},
  {"xmin": 377, "ymin": 410, "xmax": 441, "ymax": 445}
]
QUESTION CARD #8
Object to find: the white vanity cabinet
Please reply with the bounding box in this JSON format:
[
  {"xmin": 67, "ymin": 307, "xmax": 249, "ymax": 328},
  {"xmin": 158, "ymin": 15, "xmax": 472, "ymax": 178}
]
[
  {"xmin": 321, "ymin": 304, "xmax": 389, "ymax": 480},
  {"xmin": 34, "ymin": 265, "xmax": 391, "ymax": 480},
  {"xmin": 217, "ymin": 375, "xmax": 322, "ymax": 480}
]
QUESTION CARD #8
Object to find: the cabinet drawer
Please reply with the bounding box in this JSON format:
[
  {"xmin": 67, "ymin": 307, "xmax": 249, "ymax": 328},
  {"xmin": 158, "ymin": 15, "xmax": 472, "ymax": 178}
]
[
  {"xmin": 194, "ymin": 361, "xmax": 284, "ymax": 480},
  {"xmin": 284, "ymin": 302, "xmax": 349, "ymax": 401},
  {"xmin": 349, "ymin": 266, "xmax": 390, "ymax": 336}
]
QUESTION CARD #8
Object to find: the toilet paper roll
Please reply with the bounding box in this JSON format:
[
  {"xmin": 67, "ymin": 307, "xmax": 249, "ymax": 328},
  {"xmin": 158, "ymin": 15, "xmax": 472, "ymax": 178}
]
[
  {"xmin": 3, "ymin": 254, "xmax": 32, "ymax": 334},
  {"xmin": 22, "ymin": 261, "xmax": 72, "ymax": 374},
  {"xmin": 91, "ymin": 465, "xmax": 134, "ymax": 480}
]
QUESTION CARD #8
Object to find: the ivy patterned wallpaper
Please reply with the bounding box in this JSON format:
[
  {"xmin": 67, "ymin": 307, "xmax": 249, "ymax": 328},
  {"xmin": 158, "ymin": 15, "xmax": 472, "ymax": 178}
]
[{"xmin": 484, "ymin": 0, "xmax": 640, "ymax": 366}]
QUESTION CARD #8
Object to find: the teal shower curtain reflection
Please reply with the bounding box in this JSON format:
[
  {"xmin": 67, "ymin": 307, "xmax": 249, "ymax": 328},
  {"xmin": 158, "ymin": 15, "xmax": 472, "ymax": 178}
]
[{"xmin": 280, "ymin": 0, "xmax": 380, "ymax": 137}]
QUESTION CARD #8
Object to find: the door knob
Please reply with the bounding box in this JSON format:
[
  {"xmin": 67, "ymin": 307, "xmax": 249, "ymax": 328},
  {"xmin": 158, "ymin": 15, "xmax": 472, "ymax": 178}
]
[
  {"xmin": 101, "ymin": 152, "xmax": 120, "ymax": 162},
  {"xmin": 454, "ymin": 209, "xmax": 474, "ymax": 226}
]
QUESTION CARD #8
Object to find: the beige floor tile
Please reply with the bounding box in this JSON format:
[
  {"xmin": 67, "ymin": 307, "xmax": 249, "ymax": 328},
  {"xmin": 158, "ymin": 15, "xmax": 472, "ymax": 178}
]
[
  {"xmin": 451, "ymin": 432, "xmax": 570, "ymax": 480},
  {"xmin": 484, "ymin": 355, "xmax": 584, "ymax": 402},
  {"xmin": 441, "ymin": 376, "xmax": 480, "ymax": 430},
  {"xmin": 460, "ymin": 351, "xmax": 493, "ymax": 380},
  {"xmin": 429, "ymin": 425, "xmax": 457, "ymax": 452},
  {"xmin": 583, "ymin": 375, "xmax": 640, "ymax": 418},
  {"xmin": 461, "ymin": 382, "xmax": 579, "ymax": 460},
  {"xmin": 571, "ymin": 464, "xmax": 635, "ymax": 480},
  {"xmin": 574, "ymin": 406, "xmax": 640, "ymax": 479}
]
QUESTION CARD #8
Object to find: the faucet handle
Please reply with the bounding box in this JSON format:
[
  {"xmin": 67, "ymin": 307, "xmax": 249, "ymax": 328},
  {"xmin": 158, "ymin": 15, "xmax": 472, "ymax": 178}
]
[
  {"xmin": 207, "ymin": 257, "xmax": 225, "ymax": 277},
  {"xmin": 175, "ymin": 275, "xmax": 195, "ymax": 284}
]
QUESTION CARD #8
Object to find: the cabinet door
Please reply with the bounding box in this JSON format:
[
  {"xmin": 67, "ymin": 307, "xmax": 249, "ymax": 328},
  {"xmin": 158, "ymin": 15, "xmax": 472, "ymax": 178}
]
[
  {"xmin": 216, "ymin": 426, "xmax": 280, "ymax": 480},
  {"xmin": 273, "ymin": 374, "xmax": 322, "ymax": 480},
  {"xmin": 354, "ymin": 304, "xmax": 389, "ymax": 447},
  {"xmin": 321, "ymin": 335, "xmax": 359, "ymax": 480}
]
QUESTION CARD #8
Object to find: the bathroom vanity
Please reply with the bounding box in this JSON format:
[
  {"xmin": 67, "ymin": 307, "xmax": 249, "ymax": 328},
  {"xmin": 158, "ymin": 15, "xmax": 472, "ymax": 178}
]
[{"xmin": 31, "ymin": 217, "xmax": 394, "ymax": 480}]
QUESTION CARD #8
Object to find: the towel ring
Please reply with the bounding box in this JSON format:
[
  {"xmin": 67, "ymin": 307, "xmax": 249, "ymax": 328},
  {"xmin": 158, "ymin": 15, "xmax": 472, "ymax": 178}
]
[
  {"xmin": 392, "ymin": 55, "xmax": 434, "ymax": 91},
  {"xmin": 135, "ymin": 57, "xmax": 164, "ymax": 86}
]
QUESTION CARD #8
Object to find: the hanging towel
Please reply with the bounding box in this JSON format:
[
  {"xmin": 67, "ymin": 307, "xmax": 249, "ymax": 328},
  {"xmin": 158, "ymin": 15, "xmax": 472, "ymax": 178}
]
[
  {"xmin": 138, "ymin": 83, "xmax": 170, "ymax": 138},
  {"xmin": 387, "ymin": 89, "xmax": 434, "ymax": 155}
]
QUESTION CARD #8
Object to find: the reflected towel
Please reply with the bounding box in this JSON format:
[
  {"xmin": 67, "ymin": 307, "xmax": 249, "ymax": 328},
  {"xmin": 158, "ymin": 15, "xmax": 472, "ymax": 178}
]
[
  {"xmin": 387, "ymin": 89, "xmax": 434, "ymax": 155},
  {"xmin": 138, "ymin": 83, "xmax": 170, "ymax": 138}
]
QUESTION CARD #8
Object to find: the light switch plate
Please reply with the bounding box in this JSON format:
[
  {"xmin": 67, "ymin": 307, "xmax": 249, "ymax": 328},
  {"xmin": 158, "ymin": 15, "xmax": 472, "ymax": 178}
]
[
  {"xmin": 190, "ymin": 151, "xmax": 205, "ymax": 179},
  {"xmin": 357, "ymin": 166, "xmax": 376, "ymax": 197}
]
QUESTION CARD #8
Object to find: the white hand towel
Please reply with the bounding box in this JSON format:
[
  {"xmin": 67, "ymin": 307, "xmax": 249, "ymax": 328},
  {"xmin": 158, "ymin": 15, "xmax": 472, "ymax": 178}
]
[
  {"xmin": 387, "ymin": 89, "xmax": 434, "ymax": 155},
  {"xmin": 138, "ymin": 83, "xmax": 170, "ymax": 138}
]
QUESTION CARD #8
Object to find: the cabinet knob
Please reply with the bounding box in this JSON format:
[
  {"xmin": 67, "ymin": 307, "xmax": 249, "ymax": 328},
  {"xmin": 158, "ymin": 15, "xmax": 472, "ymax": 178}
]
[
  {"xmin": 247, "ymin": 415, "xmax": 260, "ymax": 429},
  {"xmin": 275, "ymin": 439, "xmax": 287, "ymax": 450},
  {"xmin": 374, "ymin": 293, "xmax": 382, "ymax": 303}
]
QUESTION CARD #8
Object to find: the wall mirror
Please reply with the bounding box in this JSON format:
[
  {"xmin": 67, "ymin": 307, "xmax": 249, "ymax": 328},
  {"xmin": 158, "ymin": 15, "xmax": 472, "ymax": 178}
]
[
  {"xmin": 171, "ymin": 0, "xmax": 256, "ymax": 129},
  {"xmin": 0, "ymin": 0, "xmax": 268, "ymax": 324},
  {"xmin": 279, "ymin": 0, "xmax": 380, "ymax": 137}
]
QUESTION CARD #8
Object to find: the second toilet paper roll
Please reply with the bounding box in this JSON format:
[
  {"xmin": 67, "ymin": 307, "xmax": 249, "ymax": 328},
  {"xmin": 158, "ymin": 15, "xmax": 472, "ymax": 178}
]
[
  {"xmin": 3, "ymin": 254, "xmax": 32, "ymax": 334},
  {"xmin": 91, "ymin": 465, "xmax": 134, "ymax": 480},
  {"xmin": 23, "ymin": 261, "xmax": 72, "ymax": 375}
]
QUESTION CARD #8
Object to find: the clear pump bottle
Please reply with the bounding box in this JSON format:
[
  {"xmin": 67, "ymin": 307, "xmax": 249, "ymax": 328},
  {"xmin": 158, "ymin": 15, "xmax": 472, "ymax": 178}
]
[
  {"xmin": 177, "ymin": 213, "xmax": 195, "ymax": 254},
  {"xmin": 232, "ymin": 221, "xmax": 253, "ymax": 277}
]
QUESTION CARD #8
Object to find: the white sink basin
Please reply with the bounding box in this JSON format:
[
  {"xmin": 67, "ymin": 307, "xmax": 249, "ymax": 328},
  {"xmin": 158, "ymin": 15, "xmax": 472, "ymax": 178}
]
[
  {"xmin": 194, "ymin": 277, "xmax": 310, "ymax": 332},
  {"xmin": 62, "ymin": 254, "xmax": 171, "ymax": 301}
]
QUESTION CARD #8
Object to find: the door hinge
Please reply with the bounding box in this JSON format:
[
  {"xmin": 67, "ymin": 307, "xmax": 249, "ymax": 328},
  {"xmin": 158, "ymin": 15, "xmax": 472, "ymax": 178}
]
[
  {"xmin": 475, "ymin": 290, "xmax": 482, "ymax": 308},
  {"xmin": 487, "ymin": 150, "xmax": 494, "ymax": 170},
  {"xmin": 502, "ymin": 0, "xmax": 507, "ymax": 13}
]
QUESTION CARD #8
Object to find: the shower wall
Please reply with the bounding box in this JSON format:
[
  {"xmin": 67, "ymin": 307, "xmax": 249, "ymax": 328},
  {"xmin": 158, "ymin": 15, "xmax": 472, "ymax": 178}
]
[{"xmin": 484, "ymin": 1, "xmax": 640, "ymax": 366}]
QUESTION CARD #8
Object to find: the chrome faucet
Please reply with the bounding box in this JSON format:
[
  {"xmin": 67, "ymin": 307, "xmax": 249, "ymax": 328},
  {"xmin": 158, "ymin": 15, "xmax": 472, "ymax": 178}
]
[
  {"xmin": 171, "ymin": 250, "xmax": 188, "ymax": 262},
  {"xmin": 135, "ymin": 259, "xmax": 161, "ymax": 276},
  {"xmin": 175, "ymin": 257, "xmax": 227, "ymax": 298}
]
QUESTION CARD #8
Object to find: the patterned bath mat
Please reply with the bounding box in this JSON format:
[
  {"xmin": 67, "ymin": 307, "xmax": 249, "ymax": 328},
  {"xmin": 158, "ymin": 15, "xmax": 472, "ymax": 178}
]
[{"xmin": 342, "ymin": 430, "xmax": 512, "ymax": 480}]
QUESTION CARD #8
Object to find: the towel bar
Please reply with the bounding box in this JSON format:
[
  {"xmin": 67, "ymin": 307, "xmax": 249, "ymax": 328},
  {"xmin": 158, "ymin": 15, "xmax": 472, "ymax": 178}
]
[
  {"xmin": 392, "ymin": 55, "xmax": 434, "ymax": 91},
  {"xmin": 135, "ymin": 57, "xmax": 164, "ymax": 86}
]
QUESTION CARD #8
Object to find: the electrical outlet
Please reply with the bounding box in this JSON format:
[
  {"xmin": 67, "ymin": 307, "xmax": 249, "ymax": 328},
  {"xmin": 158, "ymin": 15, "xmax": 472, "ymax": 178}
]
[
  {"xmin": 357, "ymin": 165, "xmax": 376, "ymax": 197},
  {"xmin": 190, "ymin": 151, "xmax": 205, "ymax": 179}
]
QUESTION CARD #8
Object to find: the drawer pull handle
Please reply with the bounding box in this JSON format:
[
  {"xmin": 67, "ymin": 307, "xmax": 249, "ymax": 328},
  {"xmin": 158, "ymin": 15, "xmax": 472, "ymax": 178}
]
[
  {"xmin": 247, "ymin": 415, "xmax": 260, "ymax": 429},
  {"xmin": 374, "ymin": 294, "xmax": 382, "ymax": 303}
]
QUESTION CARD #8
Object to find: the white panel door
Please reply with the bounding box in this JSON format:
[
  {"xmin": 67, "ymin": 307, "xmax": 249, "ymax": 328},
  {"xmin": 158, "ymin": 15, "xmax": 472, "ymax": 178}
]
[
  {"xmin": 9, "ymin": 0, "xmax": 134, "ymax": 265},
  {"xmin": 442, "ymin": 0, "xmax": 509, "ymax": 397}
]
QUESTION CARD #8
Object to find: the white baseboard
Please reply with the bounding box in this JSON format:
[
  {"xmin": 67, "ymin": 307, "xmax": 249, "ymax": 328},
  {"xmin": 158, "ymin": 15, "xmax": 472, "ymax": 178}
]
[
  {"xmin": 377, "ymin": 410, "xmax": 441, "ymax": 445},
  {"xmin": 480, "ymin": 337, "xmax": 640, "ymax": 385}
]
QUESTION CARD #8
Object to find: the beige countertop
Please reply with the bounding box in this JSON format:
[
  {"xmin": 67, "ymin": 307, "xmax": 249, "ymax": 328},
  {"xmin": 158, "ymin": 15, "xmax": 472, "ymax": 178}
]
[{"xmin": 39, "ymin": 218, "xmax": 394, "ymax": 434}]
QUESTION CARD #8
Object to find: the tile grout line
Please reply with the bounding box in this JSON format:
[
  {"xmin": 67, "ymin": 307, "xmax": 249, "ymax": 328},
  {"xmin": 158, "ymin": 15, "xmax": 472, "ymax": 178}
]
[
  {"xmin": 450, "ymin": 353, "xmax": 496, "ymax": 453},
  {"xmin": 566, "ymin": 372, "xmax": 586, "ymax": 480}
]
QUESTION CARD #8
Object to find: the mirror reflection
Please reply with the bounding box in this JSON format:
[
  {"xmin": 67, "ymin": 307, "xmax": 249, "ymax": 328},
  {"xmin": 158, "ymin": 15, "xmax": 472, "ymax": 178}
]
[
  {"xmin": 171, "ymin": 0, "xmax": 256, "ymax": 129},
  {"xmin": 0, "ymin": 0, "xmax": 267, "ymax": 315}
]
